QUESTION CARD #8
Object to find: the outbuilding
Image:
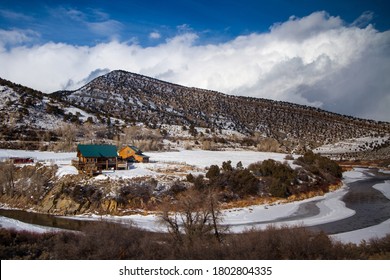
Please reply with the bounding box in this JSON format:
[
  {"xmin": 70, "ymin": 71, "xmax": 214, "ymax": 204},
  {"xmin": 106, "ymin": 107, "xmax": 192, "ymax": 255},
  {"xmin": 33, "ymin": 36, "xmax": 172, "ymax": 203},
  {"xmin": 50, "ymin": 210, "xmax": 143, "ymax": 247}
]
[{"xmin": 119, "ymin": 145, "xmax": 150, "ymax": 163}]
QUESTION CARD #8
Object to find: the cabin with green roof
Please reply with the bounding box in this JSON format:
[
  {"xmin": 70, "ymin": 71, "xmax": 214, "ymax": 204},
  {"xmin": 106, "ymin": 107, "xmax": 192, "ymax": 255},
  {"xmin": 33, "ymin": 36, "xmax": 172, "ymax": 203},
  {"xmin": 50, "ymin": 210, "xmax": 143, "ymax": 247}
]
[{"xmin": 73, "ymin": 144, "xmax": 125, "ymax": 175}]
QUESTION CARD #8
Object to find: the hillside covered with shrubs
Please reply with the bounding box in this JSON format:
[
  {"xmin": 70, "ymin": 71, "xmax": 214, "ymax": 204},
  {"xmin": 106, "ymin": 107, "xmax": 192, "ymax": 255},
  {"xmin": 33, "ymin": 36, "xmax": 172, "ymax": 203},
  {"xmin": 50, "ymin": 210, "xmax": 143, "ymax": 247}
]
[
  {"xmin": 0, "ymin": 151, "xmax": 343, "ymax": 215},
  {"xmin": 186, "ymin": 151, "xmax": 342, "ymax": 203},
  {"xmin": 1, "ymin": 72, "xmax": 390, "ymax": 156}
]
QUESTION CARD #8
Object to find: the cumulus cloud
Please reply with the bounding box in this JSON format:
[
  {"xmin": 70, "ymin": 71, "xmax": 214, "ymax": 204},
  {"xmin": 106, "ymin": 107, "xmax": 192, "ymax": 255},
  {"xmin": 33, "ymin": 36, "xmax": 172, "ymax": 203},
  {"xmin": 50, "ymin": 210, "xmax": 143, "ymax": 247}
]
[
  {"xmin": 149, "ymin": 31, "xmax": 161, "ymax": 39},
  {"xmin": 0, "ymin": 11, "xmax": 389, "ymax": 121},
  {"xmin": 0, "ymin": 28, "xmax": 39, "ymax": 49},
  {"xmin": 269, "ymin": 11, "xmax": 343, "ymax": 41}
]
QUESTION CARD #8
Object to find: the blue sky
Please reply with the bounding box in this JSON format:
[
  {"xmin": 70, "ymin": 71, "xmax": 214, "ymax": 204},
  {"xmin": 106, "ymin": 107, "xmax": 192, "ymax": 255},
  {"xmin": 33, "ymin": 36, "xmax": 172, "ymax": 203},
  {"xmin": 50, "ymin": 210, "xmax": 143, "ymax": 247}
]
[
  {"xmin": 1, "ymin": 0, "xmax": 388, "ymax": 46},
  {"xmin": 1, "ymin": 0, "xmax": 390, "ymax": 121}
]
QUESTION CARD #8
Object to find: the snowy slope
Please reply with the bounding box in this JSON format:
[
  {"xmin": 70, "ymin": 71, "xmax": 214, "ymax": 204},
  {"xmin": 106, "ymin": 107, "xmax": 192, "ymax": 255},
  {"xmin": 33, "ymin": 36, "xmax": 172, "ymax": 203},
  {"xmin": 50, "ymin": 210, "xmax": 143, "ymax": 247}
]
[
  {"xmin": 53, "ymin": 70, "xmax": 390, "ymax": 148},
  {"xmin": 314, "ymin": 136, "xmax": 390, "ymax": 154}
]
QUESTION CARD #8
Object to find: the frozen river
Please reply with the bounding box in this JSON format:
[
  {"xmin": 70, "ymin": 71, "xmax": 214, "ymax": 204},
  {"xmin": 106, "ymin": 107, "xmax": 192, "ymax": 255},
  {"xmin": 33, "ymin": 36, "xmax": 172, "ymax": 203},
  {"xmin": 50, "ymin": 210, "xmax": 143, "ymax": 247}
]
[{"xmin": 1, "ymin": 168, "xmax": 390, "ymax": 244}]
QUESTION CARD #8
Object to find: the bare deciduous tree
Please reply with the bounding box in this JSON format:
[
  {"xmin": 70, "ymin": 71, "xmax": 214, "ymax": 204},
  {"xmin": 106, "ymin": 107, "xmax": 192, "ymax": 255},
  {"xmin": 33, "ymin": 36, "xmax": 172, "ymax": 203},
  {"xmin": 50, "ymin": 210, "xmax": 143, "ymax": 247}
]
[
  {"xmin": 160, "ymin": 189, "xmax": 226, "ymax": 245},
  {"xmin": 0, "ymin": 162, "xmax": 16, "ymax": 195},
  {"xmin": 118, "ymin": 125, "xmax": 163, "ymax": 151},
  {"xmin": 56, "ymin": 123, "xmax": 78, "ymax": 151}
]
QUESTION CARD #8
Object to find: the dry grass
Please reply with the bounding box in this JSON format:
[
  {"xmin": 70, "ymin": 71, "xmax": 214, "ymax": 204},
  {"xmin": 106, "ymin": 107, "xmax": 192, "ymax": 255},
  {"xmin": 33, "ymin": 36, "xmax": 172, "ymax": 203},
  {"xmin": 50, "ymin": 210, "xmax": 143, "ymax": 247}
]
[{"xmin": 2, "ymin": 223, "xmax": 390, "ymax": 260}]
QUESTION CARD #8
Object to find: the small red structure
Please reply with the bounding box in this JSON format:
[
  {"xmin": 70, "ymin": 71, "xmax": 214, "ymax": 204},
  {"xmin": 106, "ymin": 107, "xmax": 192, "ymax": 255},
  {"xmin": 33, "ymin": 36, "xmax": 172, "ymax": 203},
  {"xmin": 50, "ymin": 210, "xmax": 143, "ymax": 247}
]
[{"xmin": 10, "ymin": 157, "xmax": 34, "ymax": 164}]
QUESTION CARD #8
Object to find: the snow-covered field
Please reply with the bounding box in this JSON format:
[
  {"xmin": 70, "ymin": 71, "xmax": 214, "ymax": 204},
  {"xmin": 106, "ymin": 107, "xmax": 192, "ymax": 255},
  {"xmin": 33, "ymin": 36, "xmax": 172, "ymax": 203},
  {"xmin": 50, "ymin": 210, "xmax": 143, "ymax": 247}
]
[
  {"xmin": 0, "ymin": 149, "xmax": 75, "ymax": 163},
  {"xmin": 0, "ymin": 148, "xmax": 295, "ymax": 180},
  {"xmin": 1, "ymin": 149, "xmax": 390, "ymax": 244},
  {"xmin": 148, "ymin": 150, "xmax": 292, "ymax": 168}
]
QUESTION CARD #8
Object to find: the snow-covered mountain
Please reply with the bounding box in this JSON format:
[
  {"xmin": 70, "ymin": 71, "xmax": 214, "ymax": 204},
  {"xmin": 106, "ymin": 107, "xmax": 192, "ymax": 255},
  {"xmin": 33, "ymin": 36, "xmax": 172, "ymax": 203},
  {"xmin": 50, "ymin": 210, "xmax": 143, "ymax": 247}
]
[
  {"xmin": 52, "ymin": 70, "xmax": 390, "ymax": 145},
  {"xmin": 0, "ymin": 78, "xmax": 62, "ymax": 141},
  {"xmin": 1, "ymin": 70, "xmax": 390, "ymax": 153},
  {"xmin": 0, "ymin": 78, "xmax": 95, "ymax": 147}
]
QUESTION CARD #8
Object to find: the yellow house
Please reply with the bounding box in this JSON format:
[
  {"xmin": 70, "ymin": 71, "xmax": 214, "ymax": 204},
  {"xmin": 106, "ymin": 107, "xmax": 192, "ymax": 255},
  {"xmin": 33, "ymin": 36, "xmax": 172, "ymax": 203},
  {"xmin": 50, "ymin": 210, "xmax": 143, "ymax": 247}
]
[{"xmin": 119, "ymin": 145, "xmax": 150, "ymax": 163}]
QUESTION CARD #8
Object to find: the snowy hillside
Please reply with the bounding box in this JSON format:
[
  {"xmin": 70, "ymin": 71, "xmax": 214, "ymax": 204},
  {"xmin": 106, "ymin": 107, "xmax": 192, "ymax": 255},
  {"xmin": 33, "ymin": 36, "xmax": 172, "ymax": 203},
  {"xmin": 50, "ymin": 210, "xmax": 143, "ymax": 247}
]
[
  {"xmin": 2, "ymin": 71, "xmax": 390, "ymax": 155},
  {"xmin": 0, "ymin": 81, "xmax": 62, "ymax": 131},
  {"xmin": 0, "ymin": 78, "xmax": 104, "ymax": 143},
  {"xmin": 52, "ymin": 70, "xmax": 390, "ymax": 149},
  {"xmin": 314, "ymin": 136, "xmax": 390, "ymax": 154}
]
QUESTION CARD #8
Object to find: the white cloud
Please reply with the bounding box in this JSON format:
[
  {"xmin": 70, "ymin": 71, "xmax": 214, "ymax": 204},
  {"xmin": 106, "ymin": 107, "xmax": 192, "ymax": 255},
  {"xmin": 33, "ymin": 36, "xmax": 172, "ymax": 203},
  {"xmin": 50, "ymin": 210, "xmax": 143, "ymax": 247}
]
[
  {"xmin": 0, "ymin": 11, "xmax": 389, "ymax": 121},
  {"xmin": 351, "ymin": 11, "xmax": 374, "ymax": 28},
  {"xmin": 269, "ymin": 11, "xmax": 343, "ymax": 41},
  {"xmin": 149, "ymin": 31, "xmax": 161, "ymax": 39},
  {"xmin": 86, "ymin": 20, "xmax": 123, "ymax": 38},
  {"xmin": 0, "ymin": 28, "xmax": 39, "ymax": 48}
]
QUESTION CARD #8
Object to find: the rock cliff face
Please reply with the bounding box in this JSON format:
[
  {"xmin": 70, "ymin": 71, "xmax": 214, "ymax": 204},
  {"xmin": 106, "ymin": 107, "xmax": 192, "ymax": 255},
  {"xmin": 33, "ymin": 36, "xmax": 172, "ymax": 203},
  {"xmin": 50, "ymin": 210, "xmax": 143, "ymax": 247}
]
[
  {"xmin": 35, "ymin": 175, "xmax": 122, "ymax": 215},
  {"xmin": 39, "ymin": 194, "xmax": 119, "ymax": 215},
  {"xmin": 0, "ymin": 163, "xmax": 120, "ymax": 215}
]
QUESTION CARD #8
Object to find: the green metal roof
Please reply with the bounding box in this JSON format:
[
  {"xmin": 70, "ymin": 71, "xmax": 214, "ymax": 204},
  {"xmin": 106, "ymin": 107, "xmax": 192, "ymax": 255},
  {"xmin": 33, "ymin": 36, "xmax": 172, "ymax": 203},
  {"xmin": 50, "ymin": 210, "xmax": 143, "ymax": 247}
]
[{"xmin": 77, "ymin": 144, "xmax": 118, "ymax": 158}]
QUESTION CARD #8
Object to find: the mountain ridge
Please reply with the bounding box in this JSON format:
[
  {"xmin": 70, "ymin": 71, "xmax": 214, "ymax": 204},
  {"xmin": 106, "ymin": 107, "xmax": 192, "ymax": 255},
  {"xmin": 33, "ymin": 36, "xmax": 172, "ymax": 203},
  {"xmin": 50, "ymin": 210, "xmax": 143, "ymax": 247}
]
[
  {"xmin": 51, "ymin": 70, "xmax": 390, "ymax": 145},
  {"xmin": 1, "ymin": 71, "xmax": 389, "ymax": 153}
]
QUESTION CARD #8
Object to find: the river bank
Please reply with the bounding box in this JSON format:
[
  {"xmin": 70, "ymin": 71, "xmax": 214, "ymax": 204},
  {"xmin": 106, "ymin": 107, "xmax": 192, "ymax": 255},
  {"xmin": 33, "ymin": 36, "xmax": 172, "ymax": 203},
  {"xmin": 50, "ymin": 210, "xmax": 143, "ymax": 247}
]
[{"xmin": 1, "ymin": 167, "xmax": 389, "ymax": 244}]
